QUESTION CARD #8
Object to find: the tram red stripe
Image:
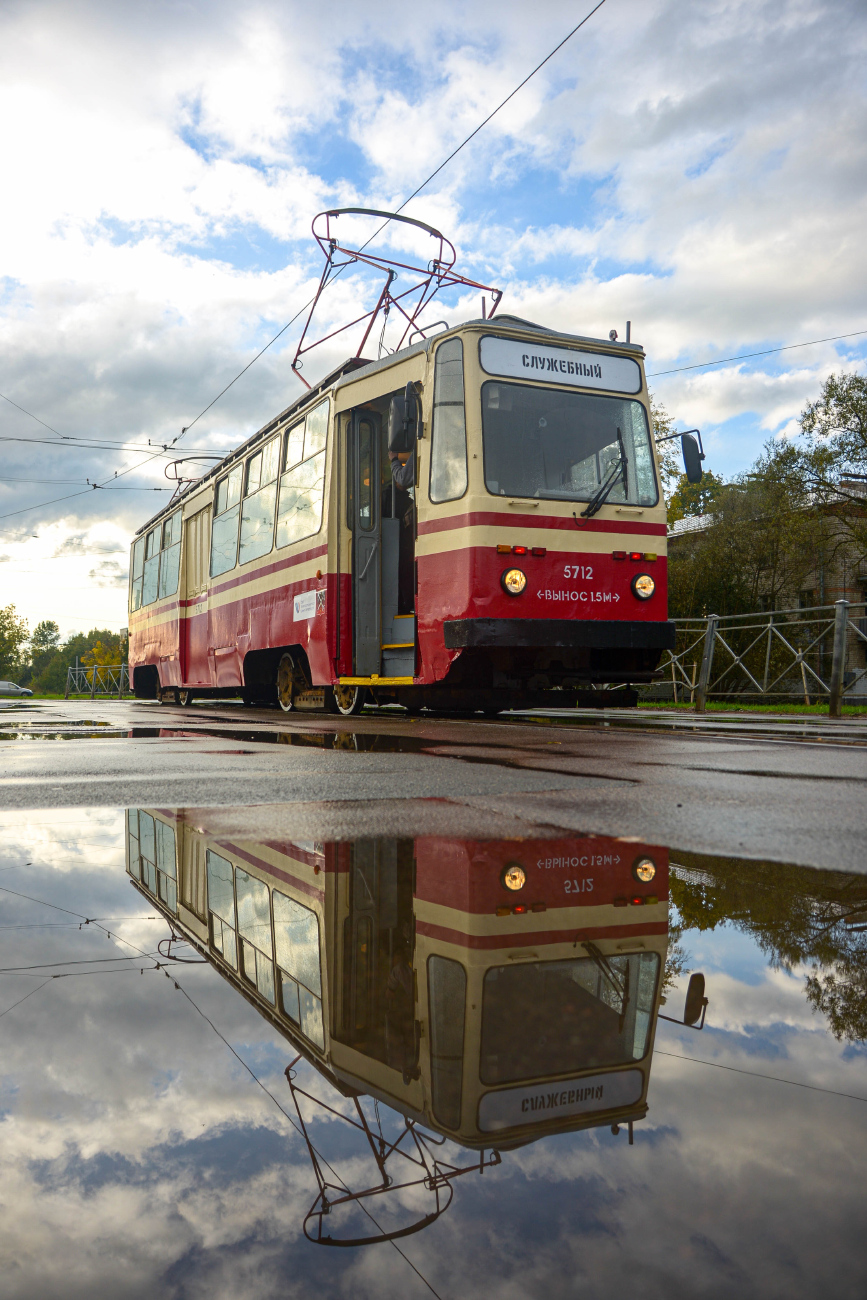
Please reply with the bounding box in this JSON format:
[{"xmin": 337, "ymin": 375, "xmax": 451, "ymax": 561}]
[
  {"xmin": 417, "ymin": 512, "xmax": 666, "ymax": 538},
  {"xmin": 415, "ymin": 918, "xmax": 668, "ymax": 948}
]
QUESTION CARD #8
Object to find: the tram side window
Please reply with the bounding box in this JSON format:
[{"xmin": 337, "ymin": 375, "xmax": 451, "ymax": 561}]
[
  {"xmin": 142, "ymin": 527, "xmax": 161, "ymax": 606},
  {"xmin": 236, "ymin": 869, "xmax": 276, "ymax": 1005},
  {"xmin": 276, "ymin": 397, "xmax": 329, "ymax": 550},
  {"xmin": 273, "ymin": 891, "xmax": 324, "ymax": 1048},
  {"xmin": 239, "ymin": 434, "xmax": 280, "ymax": 566},
  {"xmin": 428, "ymin": 955, "xmax": 466, "ymax": 1129},
  {"xmin": 155, "ymin": 819, "xmax": 178, "ymax": 912},
  {"xmin": 210, "ymin": 465, "xmax": 243, "ymax": 577},
  {"xmin": 127, "ymin": 809, "xmax": 140, "ymax": 879},
  {"xmin": 429, "ymin": 338, "xmax": 468, "ymax": 503},
  {"xmin": 129, "ymin": 538, "xmax": 145, "ymax": 612},
  {"xmin": 131, "ymin": 512, "xmax": 181, "ymax": 610},
  {"xmin": 206, "ymin": 850, "xmax": 237, "ymax": 969},
  {"xmin": 158, "ymin": 511, "xmax": 182, "ymax": 599}
]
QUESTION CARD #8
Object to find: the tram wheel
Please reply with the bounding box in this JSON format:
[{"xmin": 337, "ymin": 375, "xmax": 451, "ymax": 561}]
[
  {"xmin": 276, "ymin": 654, "xmax": 296, "ymax": 712},
  {"xmin": 178, "ymin": 689, "xmax": 195, "ymax": 707},
  {"xmin": 332, "ymin": 684, "xmax": 366, "ymax": 716}
]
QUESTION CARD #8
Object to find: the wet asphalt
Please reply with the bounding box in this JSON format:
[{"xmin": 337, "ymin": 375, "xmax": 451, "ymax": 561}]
[{"xmin": 1, "ymin": 698, "xmax": 865, "ymax": 873}]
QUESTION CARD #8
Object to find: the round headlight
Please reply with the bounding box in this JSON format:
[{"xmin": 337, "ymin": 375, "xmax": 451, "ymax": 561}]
[
  {"xmin": 632, "ymin": 857, "xmax": 657, "ymax": 883},
  {"xmin": 631, "ymin": 573, "xmax": 655, "ymax": 600},
  {"xmin": 501, "ymin": 862, "xmax": 527, "ymax": 891},
  {"xmin": 501, "ymin": 568, "xmax": 527, "ymax": 596}
]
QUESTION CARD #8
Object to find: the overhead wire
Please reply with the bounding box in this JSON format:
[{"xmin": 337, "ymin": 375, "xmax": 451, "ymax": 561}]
[
  {"xmin": 655, "ymin": 1048, "xmax": 867, "ymax": 1103},
  {"xmin": 174, "ymin": 0, "xmax": 612, "ymax": 442},
  {"xmin": 647, "ymin": 328, "xmax": 867, "ymax": 377},
  {"xmin": 169, "ymin": 971, "xmax": 444, "ymax": 1299}
]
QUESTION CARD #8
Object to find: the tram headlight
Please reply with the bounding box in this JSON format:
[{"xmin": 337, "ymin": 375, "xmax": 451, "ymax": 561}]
[
  {"xmin": 632, "ymin": 857, "xmax": 657, "ymax": 883},
  {"xmin": 501, "ymin": 568, "xmax": 527, "ymax": 596},
  {"xmin": 501, "ymin": 862, "xmax": 527, "ymax": 891},
  {"xmin": 631, "ymin": 573, "xmax": 655, "ymax": 600}
]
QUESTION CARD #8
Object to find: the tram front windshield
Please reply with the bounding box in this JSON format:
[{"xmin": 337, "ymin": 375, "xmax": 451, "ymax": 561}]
[
  {"xmin": 480, "ymin": 952, "xmax": 659, "ymax": 1085},
  {"xmin": 481, "ymin": 382, "xmax": 658, "ymax": 506}
]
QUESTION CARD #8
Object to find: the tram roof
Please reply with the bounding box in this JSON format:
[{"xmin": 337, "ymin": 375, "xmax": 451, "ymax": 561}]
[{"xmin": 134, "ymin": 315, "xmax": 645, "ymax": 537}]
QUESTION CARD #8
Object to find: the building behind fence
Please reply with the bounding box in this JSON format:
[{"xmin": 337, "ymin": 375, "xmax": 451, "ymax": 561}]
[{"xmin": 65, "ymin": 663, "xmax": 129, "ymax": 699}]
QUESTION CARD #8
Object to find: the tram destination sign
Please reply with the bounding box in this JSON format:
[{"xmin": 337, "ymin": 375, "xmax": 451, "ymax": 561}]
[
  {"xmin": 478, "ymin": 1068, "xmax": 643, "ymax": 1131},
  {"xmin": 479, "ymin": 335, "xmax": 642, "ymax": 394}
]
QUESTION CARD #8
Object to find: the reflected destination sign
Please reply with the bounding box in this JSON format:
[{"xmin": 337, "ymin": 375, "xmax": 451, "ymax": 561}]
[
  {"xmin": 478, "ymin": 1068, "xmax": 644, "ymax": 1132},
  {"xmin": 480, "ymin": 335, "xmax": 642, "ymax": 394}
]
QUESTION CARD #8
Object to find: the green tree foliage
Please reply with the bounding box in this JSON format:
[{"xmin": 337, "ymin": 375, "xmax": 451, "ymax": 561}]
[
  {"xmin": 23, "ymin": 620, "xmax": 61, "ymax": 685},
  {"xmin": 30, "ymin": 627, "xmax": 129, "ymax": 695},
  {"xmin": 668, "ymin": 439, "xmax": 825, "ymax": 618},
  {"xmin": 0, "ymin": 605, "xmax": 29, "ymax": 681},
  {"xmin": 649, "ymin": 395, "xmax": 682, "ymax": 504},
  {"xmin": 670, "ymin": 850, "xmax": 867, "ymax": 1045},
  {"xmin": 667, "ymin": 469, "xmax": 726, "ymax": 523},
  {"xmin": 798, "ymin": 370, "xmax": 867, "ymax": 559}
]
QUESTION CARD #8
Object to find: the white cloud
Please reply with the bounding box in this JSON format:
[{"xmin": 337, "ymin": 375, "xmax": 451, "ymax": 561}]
[{"xmin": 0, "ymin": 0, "xmax": 865, "ymax": 628}]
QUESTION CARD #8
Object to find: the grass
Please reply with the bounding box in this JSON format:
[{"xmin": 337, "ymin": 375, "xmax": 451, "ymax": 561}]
[{"xmin": 638, "ymin": 699, "xmax": 867, "ymax": 716}]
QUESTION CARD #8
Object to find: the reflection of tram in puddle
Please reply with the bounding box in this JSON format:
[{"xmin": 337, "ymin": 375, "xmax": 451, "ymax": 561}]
[{"xmin": 126, "ymin": 810, "xmax": 702, "ymax": 1241}]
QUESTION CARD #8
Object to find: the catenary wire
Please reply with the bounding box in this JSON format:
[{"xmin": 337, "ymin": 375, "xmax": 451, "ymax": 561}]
[
  {"xmin": 1, "ymin": 0, "xmax": 614, "ymax": 526},
  {"xmin": 655, "ymin": 1048, "xmax": 867, "ymax": 1103},
  {"xmin": 647, "ymin": 328, "xmax": 867, "ymax": 377},
  {"xmin": 176, "ymin": 0, "xmax": 611, "ymax": 441},
  {"xmin": 170, "ymin": 971, "xmax": 445, "ymax": 1299}
]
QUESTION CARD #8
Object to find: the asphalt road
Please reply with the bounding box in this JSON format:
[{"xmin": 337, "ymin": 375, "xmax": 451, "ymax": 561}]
[{"xmin": 2, "ymin": 698, "xmax": 865, "ymax": 872}]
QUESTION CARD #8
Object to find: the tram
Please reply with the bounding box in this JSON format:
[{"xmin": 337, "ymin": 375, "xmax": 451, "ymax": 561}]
[
  {"xmin": 126, "ymin": 810, "xmax": 689, "ymax": 1154},
  {"xmin": 127, "ymin": 212, "xmax": 703, "ymax": 715}
]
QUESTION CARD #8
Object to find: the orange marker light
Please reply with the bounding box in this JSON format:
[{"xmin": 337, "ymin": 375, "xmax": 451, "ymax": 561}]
[
  {"xmin": 496, "ymin": 544, "xmax": 511, "ymax": 554},
  {"xmin": 644, "ymin": 552, "xmax": 658, "ymax": 562}
]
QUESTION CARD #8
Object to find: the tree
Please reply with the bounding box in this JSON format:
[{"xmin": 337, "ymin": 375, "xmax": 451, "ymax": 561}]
[
  {"xmin": 0, "ymin": 605, "xmax": 29, "ymax": 680},
  {"xmin": 667, "ymin": 438, "xmax": 823, "ymax": 618},
  {"xmin": 667, "ymin": 469, "xmax": 726, "ymax": 523},
  {"xmin": 30, "ymin": 627, "xmax": 128, "ymax": 695},
  {"xmin": 24, "ymin": 620, "xmax": 61, "ymax": 685},
  {"xmin": 670, "ymin": 849, "xmax": 867, "ymax": 1045},
  {"xmin": 798, "ymin": 370, "xmax": 867, "ymax": 559},
  {"xmin": 649, "ymin": 395, "xmax": 682, "ymax": 505}
]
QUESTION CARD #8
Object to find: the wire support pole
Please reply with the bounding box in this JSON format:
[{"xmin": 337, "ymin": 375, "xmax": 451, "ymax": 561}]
[
  {"xmin": 694, "ymin": 615, "xmax": 719, "ymax": 713},
  {"xmin": 829, "ymin": 599, "xmax": 850, "ymax": 718}
]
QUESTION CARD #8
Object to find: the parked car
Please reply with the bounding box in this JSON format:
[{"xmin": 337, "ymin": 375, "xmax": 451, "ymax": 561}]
[{"xmin": 0, "ymin": 681, "xmax": 33, "ymax": 697}]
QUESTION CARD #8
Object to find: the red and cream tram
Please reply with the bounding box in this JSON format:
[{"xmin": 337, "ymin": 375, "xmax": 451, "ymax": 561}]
[
  {"xmin": 128, "ymin": 309, "xmax": 692, "ymax": 714},
  {"xmin": 126, "ymin": 811, "xmax": 676, "ymax": 1149}
]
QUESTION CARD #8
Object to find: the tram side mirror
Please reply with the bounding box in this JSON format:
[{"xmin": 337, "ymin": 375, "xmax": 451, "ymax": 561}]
[
  {"xmin": 388, "ymin": 383, "xmax": 420, "ymax": 453},
  {"xmin": 681, "ymin": 432, "xmax": 704, "ymax": 485},
  {"xmin": 683, "ymin": 972, "xmax": 708, "ymax": 1027}
]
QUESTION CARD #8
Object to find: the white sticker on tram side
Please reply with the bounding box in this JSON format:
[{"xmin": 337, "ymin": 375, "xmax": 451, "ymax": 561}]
[
  {"xmin": 478, "ymin": 1068, "xmax": 643, "ymax": 1132},
  {"xmin": 293, "ymin": 590, "xmax": 317, "ymax": 621},
  {"xmin": 479, "ymin": 335, "xmax": 642, "ymax": 394}
]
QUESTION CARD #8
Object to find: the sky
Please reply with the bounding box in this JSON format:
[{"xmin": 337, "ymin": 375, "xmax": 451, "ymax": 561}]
[{"xmin": 1, "ymin": 0, "xmax": 866, "ymax": 638}]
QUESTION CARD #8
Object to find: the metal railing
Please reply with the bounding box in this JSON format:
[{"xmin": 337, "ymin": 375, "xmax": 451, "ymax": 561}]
[
  {"xmin": 65, "ymin": 663, "xmax": 129, "ymax": 699},
  {"xmin": 662, "ymin": 602, "xmax": 867, "ymax": 716}
]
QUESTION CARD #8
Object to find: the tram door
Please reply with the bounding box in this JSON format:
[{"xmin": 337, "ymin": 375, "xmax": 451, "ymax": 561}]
[
  {"xmin": 348, "ymin": 410, "xmax": 381, "ymax": 676},
  {"xmin": 181, "ymin": 505, "xmax": 212, "ymax": 685}
]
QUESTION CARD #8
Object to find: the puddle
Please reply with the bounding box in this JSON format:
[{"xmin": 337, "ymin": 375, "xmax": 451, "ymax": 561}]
[{"xmin": 0, "ymin": 806, "xmax": 865, "ymax": 1297}]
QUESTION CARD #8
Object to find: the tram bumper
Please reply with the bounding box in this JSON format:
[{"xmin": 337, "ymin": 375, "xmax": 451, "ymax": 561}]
[{"xmin": 443, "ymin": 618, "xmax": 676, "ymax": 651}]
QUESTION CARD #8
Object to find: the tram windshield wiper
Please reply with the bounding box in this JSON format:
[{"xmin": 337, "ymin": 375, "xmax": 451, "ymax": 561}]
[{"xmin": 579, "ymin": 427, "xmax": 628, "ymax": 519}]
